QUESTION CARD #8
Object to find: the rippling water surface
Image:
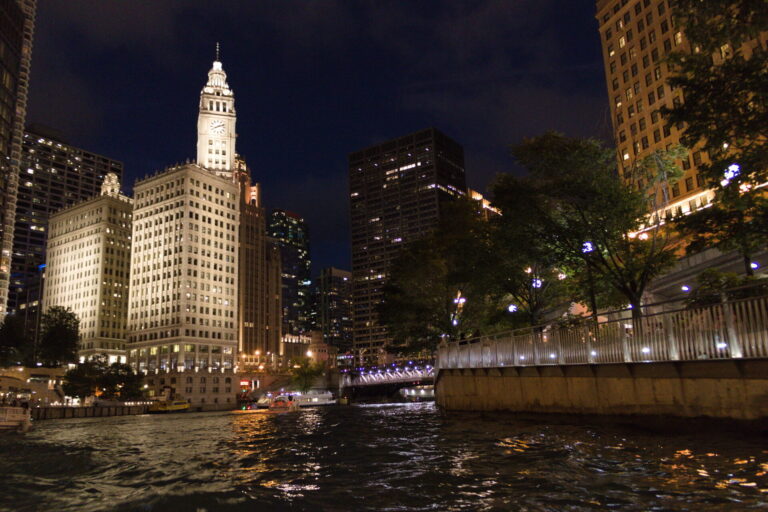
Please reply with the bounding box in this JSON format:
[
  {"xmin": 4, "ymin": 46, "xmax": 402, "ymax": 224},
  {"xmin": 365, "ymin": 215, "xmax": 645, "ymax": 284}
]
[{"xmin": 1, "ymin": 403, "xmax": 767, "ymax": 511}]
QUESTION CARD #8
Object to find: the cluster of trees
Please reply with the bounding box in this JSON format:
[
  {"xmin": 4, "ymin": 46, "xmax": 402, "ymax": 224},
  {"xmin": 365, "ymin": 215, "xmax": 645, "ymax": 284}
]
[
  {"xmin": 666, "ymin": 0, "xmax": 768, "ymax": 276},
  {"xmin": 290, "ymin": 357, "xmax": 325, "ymax": 392},
  {"xmin": 380, "ymin": 134, "xmax": 684, "ymax": 353},
  {"xmin": 379, "ymin": 0, "xmax": 767, "ymax": 354},
  {"xmin": 0, "ymin": 306, "xmax": 80, "ymax": 367},
  {"xmin": 63, "ymin": 355, "xmax": 144, "ymax": 401}
]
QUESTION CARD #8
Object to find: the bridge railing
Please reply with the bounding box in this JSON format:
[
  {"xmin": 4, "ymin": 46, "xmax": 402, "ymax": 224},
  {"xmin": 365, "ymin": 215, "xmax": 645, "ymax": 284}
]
[{"xmin": 437, "ymin": 295, "xmax": 768, "ymax": 369}]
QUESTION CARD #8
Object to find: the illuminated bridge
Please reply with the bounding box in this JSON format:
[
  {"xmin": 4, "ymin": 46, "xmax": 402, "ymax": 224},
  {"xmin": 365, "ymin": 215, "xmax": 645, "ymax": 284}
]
[{"xmin": 341, "ymin": 364, "xmax": 435, "ymax": 388}]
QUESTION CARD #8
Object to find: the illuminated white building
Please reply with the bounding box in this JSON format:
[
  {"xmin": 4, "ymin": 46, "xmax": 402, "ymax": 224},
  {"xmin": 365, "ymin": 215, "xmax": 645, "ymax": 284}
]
[
  {"xmin": 43, "ymin": 173, "xmax": 132, "ymax": 363},
  {"xmin": 126, "ymin": 52, "xmax": 242, "ymax": 409}
]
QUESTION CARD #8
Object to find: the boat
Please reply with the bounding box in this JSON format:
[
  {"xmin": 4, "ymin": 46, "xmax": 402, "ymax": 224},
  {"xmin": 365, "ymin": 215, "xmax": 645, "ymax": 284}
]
[
  {"xmin": 0, "ymin": 406, "xmax": 32, "ymax": 433},
  {"xmin": 266, "ymin": 396, "xmax": 299, "ymax": 413},
  {"xmin": 148, "ymin": 399, "xmax": 190, "ymax": 414},
  {"xmin": 252, "ymin": 390, "xmax": 336, "ymax": 409}
]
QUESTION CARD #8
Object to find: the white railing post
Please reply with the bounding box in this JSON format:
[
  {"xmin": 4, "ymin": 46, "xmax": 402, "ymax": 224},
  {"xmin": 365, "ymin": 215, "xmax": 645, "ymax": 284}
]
[
  {"xmin": 622, "ymin": 324, "xmax": 632, "ymax": 363},
  {"xmin": 724, "ymin": 299, "xmax": 743, "ymax": 358},
  {"xmin": 663, "ymin": 314, "xmax": 680, "ymax": 361}
]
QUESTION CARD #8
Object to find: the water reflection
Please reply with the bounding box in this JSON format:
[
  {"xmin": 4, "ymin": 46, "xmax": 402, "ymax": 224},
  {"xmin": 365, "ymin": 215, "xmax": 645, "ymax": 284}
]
[{"xmin": 0, "ymin": 405, "xmax": 766, "ymax": 511}]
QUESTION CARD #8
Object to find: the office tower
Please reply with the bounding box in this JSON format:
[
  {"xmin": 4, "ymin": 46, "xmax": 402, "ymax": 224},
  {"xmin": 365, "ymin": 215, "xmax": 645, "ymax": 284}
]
[
  {"xmin": 268, "ymin": 209, "xmax": 311, "ymax": 335},
  {"xmin": 467, "ymin": 189, "xmax": 501, "ymax": 220},
  {"xmin": 10, "ymin": 126, "xmax": 123, "ymax": 338},
  {"xmin": 596, "ymin": 0, "xmax": 719, "ymax": 218},
  {"xmin": 236, "ymin": 158, "xmax": 282, "ymax": 369},
  {"xmin": 127, "ymin": 53, "xmax": 241, "ymax": 409},
  {"xmin": 349, "ymin": 128, "xmax": 467, "ymax": 356},
  {"xmin": 43, "ymin": 173, "xmax": 132, "ymax": 363},
  {"xmin": 0, "ymin": 0, "xmax": 35, "ymax": 315},
  {"xmin": 315, "ymin": 267, "xmax": 353, "ymax": 353}
]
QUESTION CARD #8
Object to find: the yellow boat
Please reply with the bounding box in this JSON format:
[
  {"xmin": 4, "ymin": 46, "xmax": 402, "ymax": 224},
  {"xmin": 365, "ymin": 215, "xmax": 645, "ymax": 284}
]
[{"xmin": 148, "ymin": 399, "xmax": 190, "ymax": 413}]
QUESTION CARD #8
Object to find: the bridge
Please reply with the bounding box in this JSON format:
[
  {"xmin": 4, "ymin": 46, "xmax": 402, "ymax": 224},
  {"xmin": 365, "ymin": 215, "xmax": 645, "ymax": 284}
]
[
  {"xmin": 344, "ymin": 365, "xmax": 434, "ymax": 387},
  {"xmin": 435, "ymin": 295, "xmax": 768, "ymax": 420}
]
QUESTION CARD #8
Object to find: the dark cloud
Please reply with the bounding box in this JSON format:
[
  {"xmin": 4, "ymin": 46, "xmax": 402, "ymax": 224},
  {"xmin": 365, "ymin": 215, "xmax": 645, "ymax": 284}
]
[{"xmin": 27, "ymin": 0, "xmax": 608, "ymax": 274}]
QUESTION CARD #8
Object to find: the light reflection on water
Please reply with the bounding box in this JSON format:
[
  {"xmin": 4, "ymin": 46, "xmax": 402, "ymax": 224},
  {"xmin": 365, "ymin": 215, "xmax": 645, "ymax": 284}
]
[{"xmin": 0, "ymin": 403, "xmax": 767, "ymax": 511}]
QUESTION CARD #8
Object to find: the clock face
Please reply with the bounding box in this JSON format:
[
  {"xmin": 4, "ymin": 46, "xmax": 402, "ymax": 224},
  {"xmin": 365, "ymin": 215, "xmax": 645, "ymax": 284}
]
[{"xmin": 210, "ymin": 120, "xmax": 226, "ymax": 135}]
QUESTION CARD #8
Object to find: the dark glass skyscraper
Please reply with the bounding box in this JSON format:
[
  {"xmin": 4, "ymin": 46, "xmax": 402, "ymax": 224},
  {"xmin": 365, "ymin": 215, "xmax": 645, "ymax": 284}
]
[
  {"xmin": 0, "ymin": 0, "xmax": 35, "ymax": 314},
  {"xmin": 315, "ymin": 267, "xmax": 353, "ymax": 353},
  {"xmin": 268, "ymin": 209, "xmax": 311, "ymax": 335},
  {"xmin": 348, "ymin": 127, "xmax": 467, "ymax": 355},
  {"xmin": 9, "ymin": 125, "xmax": 123, "ymax": 334}
]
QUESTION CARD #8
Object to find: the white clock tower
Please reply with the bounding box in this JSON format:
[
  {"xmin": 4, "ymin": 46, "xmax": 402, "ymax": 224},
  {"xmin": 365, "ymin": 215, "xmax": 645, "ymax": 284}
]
[{"xmin": 196, "ymin": 44, "xmax": 237, "ymax": 178}]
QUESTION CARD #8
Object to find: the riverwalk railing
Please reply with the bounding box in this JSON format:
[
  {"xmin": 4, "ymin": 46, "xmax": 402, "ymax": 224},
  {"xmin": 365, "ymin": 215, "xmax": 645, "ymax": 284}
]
[{"xmin": 437, "ymin": 295, "xmax": 768, "ymax": 369}]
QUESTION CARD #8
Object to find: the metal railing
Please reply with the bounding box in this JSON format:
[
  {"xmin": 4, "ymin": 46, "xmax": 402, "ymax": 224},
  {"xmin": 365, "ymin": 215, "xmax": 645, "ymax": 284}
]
[{"xmin": 437, "ymin": 295, "xmax": 768, "ymax": 369}]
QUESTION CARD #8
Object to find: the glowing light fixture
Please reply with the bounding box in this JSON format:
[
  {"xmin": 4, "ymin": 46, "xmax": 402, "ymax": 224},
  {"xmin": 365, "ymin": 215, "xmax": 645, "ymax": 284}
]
[{"xmin": 721, "ymin": 163, "xmax": 741, "ymax": 187}]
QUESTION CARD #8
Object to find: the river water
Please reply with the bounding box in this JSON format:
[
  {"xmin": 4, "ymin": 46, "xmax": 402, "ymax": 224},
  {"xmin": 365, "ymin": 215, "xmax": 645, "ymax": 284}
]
[{"xmin": 1, "ymin": 403, "xmax": 767, "ymax": 511}]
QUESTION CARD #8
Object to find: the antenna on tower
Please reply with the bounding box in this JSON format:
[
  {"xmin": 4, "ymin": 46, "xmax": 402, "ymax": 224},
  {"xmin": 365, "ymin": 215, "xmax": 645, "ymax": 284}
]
[{"xmin": 216, "ymin": 42, "xmax": 220, "ymax": 61}]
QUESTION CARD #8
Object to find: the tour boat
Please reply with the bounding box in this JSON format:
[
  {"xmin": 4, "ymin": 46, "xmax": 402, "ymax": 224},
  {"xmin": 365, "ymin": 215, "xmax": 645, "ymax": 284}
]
[
  {"xmin": 266, "ymin": 396, "xmax": 299, "ymax": 413},
  {"xmin": 148, "ymin": 399, "xmax": 190, "ymax": 414},
  {"xmin": 0, "ymin": 406, "xmax": 32, "ymax": 433},
  {"xmin": 254, "ymin": 390, "xmax": 336, "ymax": 409}
]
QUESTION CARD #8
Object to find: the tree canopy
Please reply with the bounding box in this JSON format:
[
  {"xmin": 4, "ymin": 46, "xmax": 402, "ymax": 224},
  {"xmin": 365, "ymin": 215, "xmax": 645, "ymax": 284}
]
[
  {"xmin": 379, "ymin": 133, "xmax": 688, "ymax": 353},
  {"xmin": 63, "ymin": 356, "xmax": 143, "ymax": 400},
  {"xmin": 0, "ymin": 314, "xmax": 30, "ymax": 366},
  {"xmin": 666, "ymin": 0, "xmax": 768, "ymax": 272},
  {"xmin": 38, "ymin": 306, "xmax": 80, "ymax": 367},
  {"xmin": 290, "ymin": 357, "xmax": 325, "ymax": 393},
  {"xmin": 494, "ymin": 132, "xmax": 680, "ymax": 318},
  {"xmin": 379, "ymin": 200, "xmax": 506, "ymax": 353}
]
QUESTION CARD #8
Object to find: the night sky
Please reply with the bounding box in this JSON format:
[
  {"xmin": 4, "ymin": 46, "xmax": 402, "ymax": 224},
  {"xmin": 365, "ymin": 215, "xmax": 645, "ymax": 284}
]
[{"xmin": 27, "ymin": 0, "xmax": 610, "ymax": 275}]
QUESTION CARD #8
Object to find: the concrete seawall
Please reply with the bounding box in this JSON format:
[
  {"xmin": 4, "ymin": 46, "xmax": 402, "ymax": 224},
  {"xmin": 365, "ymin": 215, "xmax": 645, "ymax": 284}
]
[
  {"xmin": 436, "ymin": 360, "xmax": 768, "ymax": 420},
  {"xmin": 32, "ymin": 405, "xmax": 149, "ymax": 420}
]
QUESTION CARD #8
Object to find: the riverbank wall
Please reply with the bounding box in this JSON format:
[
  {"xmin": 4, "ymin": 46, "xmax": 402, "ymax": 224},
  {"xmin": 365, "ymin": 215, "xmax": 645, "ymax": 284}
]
[
  {"xmin": 32, "ymin": 405, "xmax": 149, "ymax": 420},
  {"xmin": 436, "ymin": 359, "xmax": 768, "ymax": 421}
]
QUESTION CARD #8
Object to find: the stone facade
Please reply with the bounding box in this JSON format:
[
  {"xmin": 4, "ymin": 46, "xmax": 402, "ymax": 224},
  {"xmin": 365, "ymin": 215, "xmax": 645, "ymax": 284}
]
[{"xmin": 43, "ymin": 174, "xmax": 132, "ymax": 362}]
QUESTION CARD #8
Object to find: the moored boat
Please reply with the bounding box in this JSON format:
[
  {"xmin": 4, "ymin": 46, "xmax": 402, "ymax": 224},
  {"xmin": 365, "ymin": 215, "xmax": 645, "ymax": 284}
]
[
  {"xmin": 0, "ymin": 406, "xmax": 32, "ymax": 433},
  {"xmin": 148, "ymin": 399, "xmax": 190, "ymax": 414}
]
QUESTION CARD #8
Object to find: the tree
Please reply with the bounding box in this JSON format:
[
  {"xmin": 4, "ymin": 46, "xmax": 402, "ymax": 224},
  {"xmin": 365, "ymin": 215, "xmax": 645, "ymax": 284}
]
[
  {"xmin": 63, "ymin": 357, "xmax": 107, "ymax": 399},
  {"xmin": 291, "ymin": 357, "xmax": 324, "ymax": 393},
  {"xmin": 493, "ymin": 132, "xmax": 680, "ymax": 320},
  {"xmin": 101, "ymin": 362, "xmax": 143, "ymax": 400},
  {"xmin": 0, "ymin": 314, "xmax": 30, "ymax": 366},
  {"xmin": 379, "ymin": 200, "xmax": 499, "ymax": 353},
  {"xmin": 63, "ymin": 356, "xmax": 144, "ymax": 400},
  {"xmin": 676, "ymin": 192, "xmax": 768, "ymax": 276},
  {"xmin": 664, "ymin": 0, "xmax": 767, "ymax": 186},
  {"xmin": 686, "ymin": 268, "xmax": 768, "ymax": 308},
  {"xmin": 38, "ymin": 306, "xmax": 80, "ymax": 367},
  {"xmin": 665, "ymin": 0, "xmax": 768, "ymax": 273}
]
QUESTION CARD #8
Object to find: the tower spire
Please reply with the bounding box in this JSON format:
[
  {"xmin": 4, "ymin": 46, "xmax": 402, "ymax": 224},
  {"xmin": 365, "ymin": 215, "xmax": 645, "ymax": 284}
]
[{"xmin": 216, "ymin": 42, "xmax": 220, "ymax": 62}]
